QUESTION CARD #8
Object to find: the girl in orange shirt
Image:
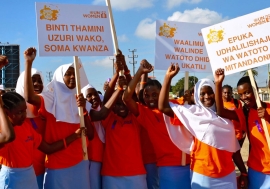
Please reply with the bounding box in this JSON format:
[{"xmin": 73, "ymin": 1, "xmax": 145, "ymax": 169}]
[
  {"xmin": 216, "ymin": 70, "xmax": 270, "ymax": 189},
  {"xmin": 159, "ymin": 64, "xmax": 247, "ymax": 189}
]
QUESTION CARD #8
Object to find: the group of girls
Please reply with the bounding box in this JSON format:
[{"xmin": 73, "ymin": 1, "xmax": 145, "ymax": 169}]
[{"xmin": 0, "ymin": 47, "xmax": 269, "ymax": 189}]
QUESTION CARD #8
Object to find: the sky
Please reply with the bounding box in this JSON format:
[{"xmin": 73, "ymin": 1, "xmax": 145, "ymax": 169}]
[{"xmin": 1, "ymin": 0, "xmax": 270, "ymax": 93}]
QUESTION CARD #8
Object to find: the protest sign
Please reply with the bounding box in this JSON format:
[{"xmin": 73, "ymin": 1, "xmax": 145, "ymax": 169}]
[
  {"xmin": 201, "ymin": 7, "xmax": 270, "ymax": 75},
  {"xmin": 36, "ymin": 2, "xmax": 114, "ymax": 56},
  {"xmin": 155, "ymin": 20, "xmax": 211, "ymax": 72}
]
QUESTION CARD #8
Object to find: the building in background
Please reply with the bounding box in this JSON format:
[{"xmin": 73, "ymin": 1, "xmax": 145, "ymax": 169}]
[{"xmin": 0, "ymin": 44, "xmax": 20, "ymax": 90}]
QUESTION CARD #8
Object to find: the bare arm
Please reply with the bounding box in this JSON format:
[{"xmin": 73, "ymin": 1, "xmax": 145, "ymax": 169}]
[
  {"xmin": 158, "ymin": 64, "xmax": 180, "ymax": 118},
  {"xmin": 38, "ymin": 128, "xmax": 81, "ymax": 154},
  {"xmin": 24, "ymin": 47, "xmax": 41, "ymax": 108},
  {"xmin": 90, "ymin": 76, "xmax": 127, "ymax": 121},
  {"xmin": 214, "ymin": 69, "xmax": 239, "ymax": 121},
  {"xmin": 123, "ymin": 60, "xmax": 153, "ymax": 117},
  {"xmin": 0, "ymin": 96, "xmax": 15, "ymax": 145},
  {"xmin": 232, "ymin": 150, "xmax": 248, "ymax": 188}
]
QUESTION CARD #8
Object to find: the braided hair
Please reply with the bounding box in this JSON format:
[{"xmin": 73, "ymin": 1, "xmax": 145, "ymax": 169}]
[
  {"xmin": 143, "ymin": 80, "xmax": 162, "ymax": 91},
  {"xmin": 222, "ymin": 84, "xmax": 233, "ymax": 92},
  {"xmin": 2, "ymin": 92, "xmax": 25, "ymax": 110}
]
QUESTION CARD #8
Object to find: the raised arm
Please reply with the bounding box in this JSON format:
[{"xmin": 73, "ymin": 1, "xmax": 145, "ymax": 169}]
[
  {"xmin": 0, "ymin": 58, "xmax": 14, "ymax": 145},
  {"xmin": 0, "ymin": 96, "xmax": 15, "ymax": 145},
  {"xmin": 158, "ymin": 64, "xmax": 180, "ymax": 117},
  {"xmin": 214, "ymin": 68, "xmax": 238, "ymax": 121},
  {"xmin": 123, "ymin": 60, "xmax": 153, "ymax": 116},
  {"xmin": 90, "ymin": 76, "xmax": 127, "ymax": 121},
  {"xmin": 24, "ymin": 47, "xmax": 41, "ymax": 108}
]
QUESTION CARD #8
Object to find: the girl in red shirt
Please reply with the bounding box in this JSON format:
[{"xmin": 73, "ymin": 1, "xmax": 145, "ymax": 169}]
[
  {"xmin": 123, "ymin": 60, "xmax": 191, "ymax": 189},
  {"xmin": 15, "ymin": 68, "xmax": 46, "ymax": 189},
  {"xmin": 0, "ymin": 92, "xmax": 83, "ymax": 189}
]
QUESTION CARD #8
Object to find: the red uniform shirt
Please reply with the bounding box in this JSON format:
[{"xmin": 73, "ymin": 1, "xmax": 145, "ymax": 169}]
[
  {"xmin": 137, "ymin": 104, "xmax": 190, "ymax": 166},
  {"xmin": 87, "ymin": 122, "xmax": 104, "ymax": 162},
  {"xmin": 101, "ymin": 112, "xmax": 146, "ymax": 176},
  {"xmin": 244, "ymin": 103, "xmax": 270, "ymax": 173},
  {"xmin": 39, "ymin": 96, "xmax": 84, "ymax": 169},
  {"xmin": 28, "ymin": 117, "xmax": 46, "ymax": 176},
  {"xmin": 0, "ymin": 119, "xmax": 42, "ymax": 168}
]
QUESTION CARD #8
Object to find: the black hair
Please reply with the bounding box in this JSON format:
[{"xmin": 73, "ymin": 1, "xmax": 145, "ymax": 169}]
[
  {"xmin": 2, "ymin": 92, "xmax": 25, "ymax": 110},
  {"xmin": 237, "ymin": 76, "xmax": 258, "ymax": 89},
  {"xmin": 143, "ymin": 79, "xmax": 162, "ymax": 91},
  {"xmin": 222, "ymin": 84, "xmax": 233, "ymax": 92},
  {"xmin": 97, "ymin": 91, "xmax": 102, "ymax": 95}
]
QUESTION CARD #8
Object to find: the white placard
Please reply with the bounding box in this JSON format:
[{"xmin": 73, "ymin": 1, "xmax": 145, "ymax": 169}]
[
  {"xmin": 36, "ymin": 2, "xmax": 114, "ymax": 56},
  {"xmin": 201, "ymin": 7, "xmax": 270, "ymax": 75},
  {"xmin": 155, "ymin": 20, "xmax": 211, "ymax": 72}
]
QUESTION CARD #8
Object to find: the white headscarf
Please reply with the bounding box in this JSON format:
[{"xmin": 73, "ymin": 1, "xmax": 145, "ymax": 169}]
[
  {"xmin": 41, "ymin": 61, "xmax": 88, "ymax": 123},
  {"xmin": 81, "ymin": 84, "xmax": 105, "ymax": 143},
  {"xmin": 15, "ymin": 68, "xmax": 44, "ymax": 118},
  {"xmin": 164, "ymin": 78, "xmax": 240, "ymax": 153}
]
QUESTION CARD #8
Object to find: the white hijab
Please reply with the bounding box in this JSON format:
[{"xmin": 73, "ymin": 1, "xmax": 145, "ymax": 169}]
[
  {"xmin": 164, "ymin": 78, "xmax": 240, "ymax": 154},
  {"xmin": 15, "ymin": 68, "xmax": 44, "ymax": 118},
  {"xmin": 41, "ymin": 61, "xmax": 88, "ymax": 123},
  {"xmin": 81, "ymin": 84, "xmax": 105, "ymax": 143}
]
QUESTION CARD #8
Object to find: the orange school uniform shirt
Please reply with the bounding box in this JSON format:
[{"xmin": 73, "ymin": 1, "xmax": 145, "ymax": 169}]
[
  {"xmin": 170, "ymin": 114, "xmax": 235, "ymax": 178},
  {"xmin": 38, "ymin": 96, "xmax": 84, "ymax": 169},
  {"xmin": 137, "ymin": 104, "xmax": 190, "ymax": 167},
  {"xmin": 87, "ymin": 123, "xmax": 104, "ymax": 162},
  {"xmin": 28, "ymin": 117, "xmax": 46, "ymax": 176},
  {"xmin": 244, "ymin": 103, "xmax": 270, "ymax": 174},
  {"xmin": 0, "ymin": 119, "xmax": 42, "ymax": 168},
  {"xmin": 101, "ymin": 112, "xmax": 146, "ymax": 176},
  {"xmin": 223, "ymin": 99, "xmax": 243, "ymax": 140}
]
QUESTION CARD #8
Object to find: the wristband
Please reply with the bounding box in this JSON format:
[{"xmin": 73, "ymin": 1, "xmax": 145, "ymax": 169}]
[
  {"xmin": 118, "ymin": 86, "xmax": 124, "ymax": 91},
  {"xmin": 140, "ymin": 82, "xmax": 146, "ymax": 84},
  {"xmin": 83, "ymin": 110, "xmax": 88, "ymax": 116},
  {"xmin": 241, "ymin": 173, "xmax": 248, "ymax": 176},
  {"xmin": 124, "ymin": 70, "xmax": 130, "ymax": 75},
  {"xmin": 63, "ymin": 138, "xmax": 67, "ymax": 148}
]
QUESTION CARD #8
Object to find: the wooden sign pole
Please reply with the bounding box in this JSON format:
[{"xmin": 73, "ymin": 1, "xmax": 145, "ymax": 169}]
[
  {"xmin": 248, "ymin": 69, "xmax": 270, "ymax": 150},
  {"xmin": 73, "ymin": 55, "xmax": 88, "ymax": 160}
]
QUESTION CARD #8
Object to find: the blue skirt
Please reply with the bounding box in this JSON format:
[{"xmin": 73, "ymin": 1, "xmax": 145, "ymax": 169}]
[
  {"xmin": 0, "ymin": 165, "xmax": 38, "ymax": 189},
  {"xmin": 89, "ymin": 160, "xmax": 102, "ymax": 189},
  {"xmin": 248, "ymin": 167, "xmax": 270, "ymax": 189},
  {"xmin": 44, "ymin": 160, "xmax": 90, "ymax": 189},
  {"xmin": 145, "ymin": 163, "xmax": 159, "ymax": 189},
  {"xmin": 190, "ymin": 170, "xmax": 237, "ymax": 189},
  {"xmin": 36, "ymin": 173, "xmax": 44, "ymax": 189},
  {"xmin": 158, "ymin": 165, "xmax": 191, "ymax": 189},
  {"xmin": 102, "ymin": 175, "xmax": 147, "ymax": 189}
]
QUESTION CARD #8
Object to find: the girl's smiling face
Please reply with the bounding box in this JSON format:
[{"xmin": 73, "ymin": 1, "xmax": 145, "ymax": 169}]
[
  {"xmin": 199, "ymin": 86, "xmax": 215, "ymax": 107},
  {"xmin": 237, "ymin": 83, "xmax": 256, "ymax": 108},
  {"xmin": 143, "ymin": 85, "xmax": 160, "ymax": 109}
]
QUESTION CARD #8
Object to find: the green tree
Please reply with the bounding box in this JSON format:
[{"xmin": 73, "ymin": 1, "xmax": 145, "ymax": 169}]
[
  {"xmin": 172, "ymin": 76, "xmax": 198, "ymax": 95},
  {"xmin": 240, "ymin": 68, "xmax": 258, "ymax": 77}
]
